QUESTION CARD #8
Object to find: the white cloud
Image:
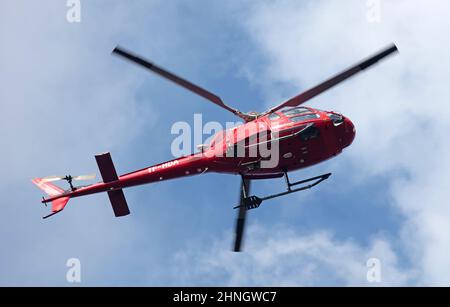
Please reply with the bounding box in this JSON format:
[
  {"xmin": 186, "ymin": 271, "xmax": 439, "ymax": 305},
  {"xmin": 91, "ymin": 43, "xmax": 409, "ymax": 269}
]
[
  {"xmin": 167, "ymin": 0, "xmax": 450, "ymax": 286},
  {"xmin": 0, "ymin": 1, "xmax": 153, "ymax": 177},
  {"xmin": 0, "ymin": 1, "xmax": 168, "ymax": 285},
  {"xmin": 171, "ymin": 224, "xmax": 412, "ymax": 286},
  {"xmin": 239, "ymin": 0, "xmax": 450, "ymax": 285}
]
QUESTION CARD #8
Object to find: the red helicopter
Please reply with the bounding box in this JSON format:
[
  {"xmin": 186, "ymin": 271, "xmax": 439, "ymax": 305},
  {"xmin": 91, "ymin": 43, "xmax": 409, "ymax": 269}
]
[{"xmin": 32, "ymin": 44, "xmax": 398, "ymax": 251}]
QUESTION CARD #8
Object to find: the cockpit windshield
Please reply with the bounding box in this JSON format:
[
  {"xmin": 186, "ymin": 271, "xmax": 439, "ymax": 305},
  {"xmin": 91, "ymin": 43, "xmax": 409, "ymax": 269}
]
[
  {"xmin": 290, "ymin": 113, "xmax": 320, "ymax": 123},
  {"xmin": 281, "ymin": 107, "xmax": 313, "ymax": 117}
]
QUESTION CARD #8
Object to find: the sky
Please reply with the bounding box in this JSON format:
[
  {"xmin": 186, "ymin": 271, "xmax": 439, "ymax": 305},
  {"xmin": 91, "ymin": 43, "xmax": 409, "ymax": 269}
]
[{"xmin": 1, "ymin": 0, "xmax": 450, "ymax": 286}]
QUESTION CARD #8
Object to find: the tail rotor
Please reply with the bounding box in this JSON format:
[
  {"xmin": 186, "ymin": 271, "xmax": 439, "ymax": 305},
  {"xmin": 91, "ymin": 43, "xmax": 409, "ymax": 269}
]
[{"xmin": 41, "ymin": 174, "xmax": 96, "ymax": 191}]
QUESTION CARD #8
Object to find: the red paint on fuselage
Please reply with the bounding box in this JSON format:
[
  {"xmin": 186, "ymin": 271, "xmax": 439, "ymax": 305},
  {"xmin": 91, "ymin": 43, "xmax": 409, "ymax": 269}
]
[{"xmin": 207, "ymin": 107, "xmax": 355, "ymax": 176}]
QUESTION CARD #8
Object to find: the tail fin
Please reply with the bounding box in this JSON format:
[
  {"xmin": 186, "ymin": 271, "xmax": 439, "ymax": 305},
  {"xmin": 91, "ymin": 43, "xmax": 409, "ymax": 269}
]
[
  {"xmin": 32, "ymin": 178, "xmax": 70, "ymax": 218},
  {"xmin": 95, "ymin": 152, "xmax": 130, "ymax": 217}
]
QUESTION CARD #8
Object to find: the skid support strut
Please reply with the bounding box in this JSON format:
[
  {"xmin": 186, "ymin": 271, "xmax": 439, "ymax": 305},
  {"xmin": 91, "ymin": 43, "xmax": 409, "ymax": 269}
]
[{"xmin": 234, "ymin": 172, "xmax": 332, "ymax": 210}]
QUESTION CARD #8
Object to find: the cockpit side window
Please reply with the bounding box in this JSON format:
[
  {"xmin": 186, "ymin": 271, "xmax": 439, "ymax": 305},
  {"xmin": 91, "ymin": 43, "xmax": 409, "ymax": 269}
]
[
  {"xmin": 268, "ymin": 112, "xmax": 281, "ymax": 121},
  {"xmin": 299, "ymin": 124, "xmax": 320, "ymax": 141},
  {"xmin": 327, "ymin": 113, "xmax": 344, "ymax": 126}
]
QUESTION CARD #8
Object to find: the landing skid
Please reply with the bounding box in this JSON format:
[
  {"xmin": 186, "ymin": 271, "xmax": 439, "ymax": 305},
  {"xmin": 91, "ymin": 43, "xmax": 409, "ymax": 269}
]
[{"xmin": 234, "ymin": 172, "xmax": 331, "ymax": 210}]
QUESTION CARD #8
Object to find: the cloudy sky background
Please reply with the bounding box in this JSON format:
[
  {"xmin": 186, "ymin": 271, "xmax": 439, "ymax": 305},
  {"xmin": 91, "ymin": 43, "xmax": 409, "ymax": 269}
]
[{"xmin": 1, "ymin": 0, "xmax": 449, "ymax": 286}]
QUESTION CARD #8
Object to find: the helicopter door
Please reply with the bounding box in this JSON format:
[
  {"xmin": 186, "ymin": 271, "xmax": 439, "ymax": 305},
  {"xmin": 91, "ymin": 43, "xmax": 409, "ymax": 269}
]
[{"xmin": 229, "ymin": 127, "xmax": 272, "ymax": 168}]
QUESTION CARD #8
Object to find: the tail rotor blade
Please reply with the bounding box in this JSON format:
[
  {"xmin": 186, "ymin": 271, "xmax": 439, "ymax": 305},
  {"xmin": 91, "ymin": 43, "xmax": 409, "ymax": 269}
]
[
  {"xmin": 233, "ymin": 178, "xmax": 251, "ymax": 252},
  {"xmin": 72, "ymin": 174, "xmax": 96, "ymax": 181},
  {"xmin": 41, "ymin": 176, "xmax": 64, "ymax": 183},
  {"xmin": 41, "ymin": 174, "xmax": 96, "ymax": 183}
]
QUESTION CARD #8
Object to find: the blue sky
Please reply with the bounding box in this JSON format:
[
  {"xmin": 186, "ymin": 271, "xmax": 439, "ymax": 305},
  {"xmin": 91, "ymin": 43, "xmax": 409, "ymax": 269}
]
[{"xmin": 1, "ymin": 0, "xmax": 450, "ymax": 286}]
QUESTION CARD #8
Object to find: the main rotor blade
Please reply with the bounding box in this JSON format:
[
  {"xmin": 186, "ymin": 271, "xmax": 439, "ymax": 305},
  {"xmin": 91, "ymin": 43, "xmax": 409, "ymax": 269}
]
[
  {"xmin": 262, "ymin": 44, "xmax": 399, "ymax": 115},
  {"xmin": 233, "ymin": 178, "xmax": 251, "ymax": 252},
  {"xmin": 112, "ymin": 46, "xmax": 250, "ymax": 121}
]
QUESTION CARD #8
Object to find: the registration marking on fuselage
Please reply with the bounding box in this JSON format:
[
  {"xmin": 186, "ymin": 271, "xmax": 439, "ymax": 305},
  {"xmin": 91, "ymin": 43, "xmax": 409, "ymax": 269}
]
[{"xmin": 148, "ymin": 160, "xmax": 180, "ymax": 173}]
